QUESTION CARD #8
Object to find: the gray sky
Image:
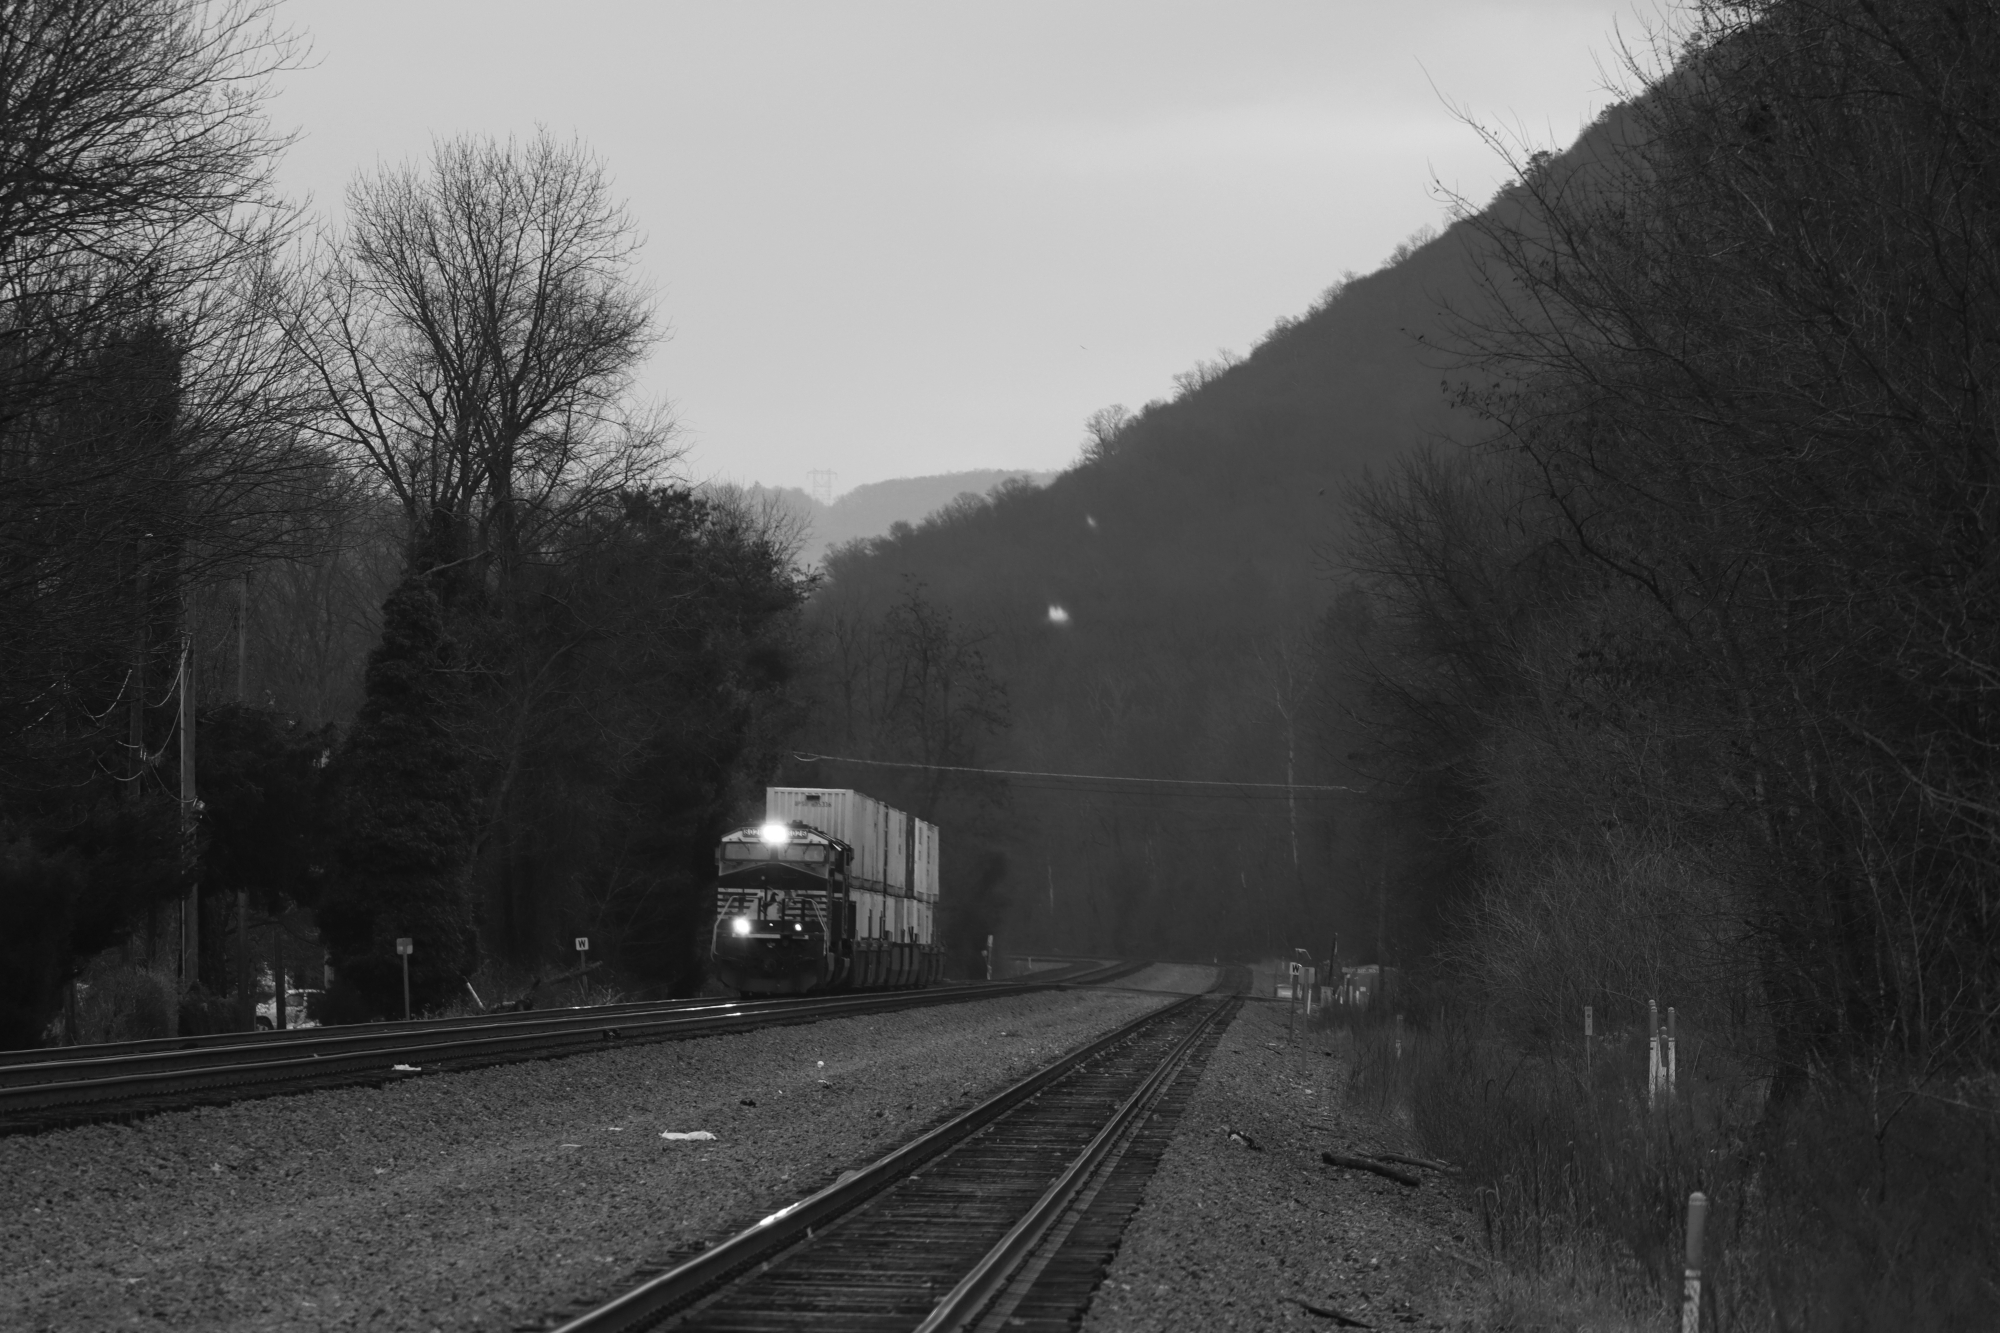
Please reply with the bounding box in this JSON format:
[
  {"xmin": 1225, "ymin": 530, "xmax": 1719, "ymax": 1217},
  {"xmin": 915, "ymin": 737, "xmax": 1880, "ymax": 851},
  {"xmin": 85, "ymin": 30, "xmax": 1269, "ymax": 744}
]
[{"xmin": 269, "ymin": 1, "xmax": 1658, "ymax": 495}]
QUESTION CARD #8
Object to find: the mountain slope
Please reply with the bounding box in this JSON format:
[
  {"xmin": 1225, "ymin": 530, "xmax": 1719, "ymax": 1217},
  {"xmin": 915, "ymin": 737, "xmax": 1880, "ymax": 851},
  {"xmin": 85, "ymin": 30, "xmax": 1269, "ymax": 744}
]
[
  {"xmin": 780, "ymin": 116, "xmax": 1624, "ymax": 964},
  {"xmin": 733, "ymin": 469, "xmax": 1057, "ymax": 557}
]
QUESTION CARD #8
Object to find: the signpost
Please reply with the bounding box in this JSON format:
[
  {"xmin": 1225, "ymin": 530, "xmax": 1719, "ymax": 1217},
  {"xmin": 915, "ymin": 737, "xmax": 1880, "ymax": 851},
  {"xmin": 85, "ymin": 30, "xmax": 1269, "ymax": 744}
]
[
  {"xmin": 575, "ymin": 937, "xmax": 590, "ymax": 1000},
  {"xmin": 1682, "ymin": 1191, "xmax": 1709, "ymax": 1331},
  {"xmin": 395, "ymin": 937, "xmax": 413, "ymax": 1020}
]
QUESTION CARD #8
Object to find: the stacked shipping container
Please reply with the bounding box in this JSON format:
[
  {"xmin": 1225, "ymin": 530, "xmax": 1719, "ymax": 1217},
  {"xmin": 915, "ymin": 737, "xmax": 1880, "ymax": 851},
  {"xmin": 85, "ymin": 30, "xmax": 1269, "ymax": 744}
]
[{"xmin": 765, "ymin": 788, "xmax": 939, "ymax": 900}]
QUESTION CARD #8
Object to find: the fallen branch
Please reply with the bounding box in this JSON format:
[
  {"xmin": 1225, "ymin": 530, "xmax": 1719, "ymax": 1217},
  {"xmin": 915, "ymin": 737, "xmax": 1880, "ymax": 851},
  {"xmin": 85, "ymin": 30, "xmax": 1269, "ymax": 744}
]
[
  {"xmin": 1288, "ymin": 1294, "xmax": 1375, "ymax": 1328},
  {"xmin": 1321, "ymin": 1150, "xmax": 1421, "ymax": 1187},
  {"xmin": 1373, "ymin": 1151, "xmax": 1455, "ymax": 1174}
]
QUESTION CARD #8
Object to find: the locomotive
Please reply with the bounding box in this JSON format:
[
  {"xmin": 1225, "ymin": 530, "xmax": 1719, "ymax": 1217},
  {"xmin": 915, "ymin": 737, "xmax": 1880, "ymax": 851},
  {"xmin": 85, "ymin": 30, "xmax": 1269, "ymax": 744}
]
[{"xmin": 709, "ymin": 788, "xmax": 945, "ymax": 994}]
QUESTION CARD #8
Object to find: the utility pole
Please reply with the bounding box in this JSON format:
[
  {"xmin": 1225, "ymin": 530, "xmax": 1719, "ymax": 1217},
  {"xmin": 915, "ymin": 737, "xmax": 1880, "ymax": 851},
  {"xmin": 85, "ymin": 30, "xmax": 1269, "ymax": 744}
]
[
  {"xmin": 180, "ymin": 619, "xmax": 198, "ymax": 995},
  {"xmin": 130, "ymin": 537, "xmax": 152, "ymax": 965},
  {"xmin": 235, "ymin": 573, "xmax": 254, "ymax": 1030}
]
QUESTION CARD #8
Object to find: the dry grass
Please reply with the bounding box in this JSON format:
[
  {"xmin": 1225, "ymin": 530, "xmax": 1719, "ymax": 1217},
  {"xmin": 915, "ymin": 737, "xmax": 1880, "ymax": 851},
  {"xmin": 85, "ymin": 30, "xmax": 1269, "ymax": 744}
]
[{"xmin": 1342, "ymin": 1006, "xmax": 2000, "ymax": 1330}]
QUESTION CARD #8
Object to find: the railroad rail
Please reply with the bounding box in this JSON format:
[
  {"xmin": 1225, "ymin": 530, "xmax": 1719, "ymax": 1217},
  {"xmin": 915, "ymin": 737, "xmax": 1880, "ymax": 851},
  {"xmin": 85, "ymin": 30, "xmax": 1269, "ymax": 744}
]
[
  {"xmin": 0, "ymin": 958, "xmax": 1144, "ymax": 1135},
  {"xmin": 544, "ymin": 969, "xmax": 1244, "ymax": 1333}
]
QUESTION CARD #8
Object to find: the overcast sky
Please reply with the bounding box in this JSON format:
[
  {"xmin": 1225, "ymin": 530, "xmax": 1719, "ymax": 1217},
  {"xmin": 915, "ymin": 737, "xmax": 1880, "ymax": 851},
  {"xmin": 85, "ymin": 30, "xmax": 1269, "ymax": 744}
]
[{"xmin": 268, "ymin": 1, "xmax": 1660, "ymax": 497}]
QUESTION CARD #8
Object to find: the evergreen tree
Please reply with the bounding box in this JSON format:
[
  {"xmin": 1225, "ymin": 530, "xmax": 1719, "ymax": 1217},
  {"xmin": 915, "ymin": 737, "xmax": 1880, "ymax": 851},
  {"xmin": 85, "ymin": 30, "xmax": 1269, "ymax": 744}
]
[{"xmin": 316, "ymin": 574, "xmax": 480, "ymax": 1019}]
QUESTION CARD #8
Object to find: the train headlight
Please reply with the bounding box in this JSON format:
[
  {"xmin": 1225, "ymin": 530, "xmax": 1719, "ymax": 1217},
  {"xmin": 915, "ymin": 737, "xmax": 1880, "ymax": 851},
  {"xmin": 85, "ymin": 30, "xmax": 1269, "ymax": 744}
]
[
  {"xmin": 759, "ymin": 822, "xmax": 790, "ymax": 846},
  {"xmin": 731, "ymin": 916, "xmax": 751, "ymax": 936}
]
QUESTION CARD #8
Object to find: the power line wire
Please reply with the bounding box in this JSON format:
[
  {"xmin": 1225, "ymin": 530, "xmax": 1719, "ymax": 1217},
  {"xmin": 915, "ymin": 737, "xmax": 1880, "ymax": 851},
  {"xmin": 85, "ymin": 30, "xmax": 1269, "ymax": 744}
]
[{"xmin": 788, "ymin": 752, "xmax": 1361, "ymax": 797}]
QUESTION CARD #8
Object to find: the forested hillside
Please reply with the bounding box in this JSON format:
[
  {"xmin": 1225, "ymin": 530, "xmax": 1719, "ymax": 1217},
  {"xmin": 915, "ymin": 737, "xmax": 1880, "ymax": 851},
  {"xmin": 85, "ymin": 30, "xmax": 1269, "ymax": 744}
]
[
  {"xmin": 734, "ymin": 469, "xmax": 1058, "ymax": 558},
  {"xmin": 792, "ymin": 0, "xmax": 2000, "ymax": 1320},
  {"xmin": 779, "ymin": 174, "xmax": 1501, "ymax": 968}
]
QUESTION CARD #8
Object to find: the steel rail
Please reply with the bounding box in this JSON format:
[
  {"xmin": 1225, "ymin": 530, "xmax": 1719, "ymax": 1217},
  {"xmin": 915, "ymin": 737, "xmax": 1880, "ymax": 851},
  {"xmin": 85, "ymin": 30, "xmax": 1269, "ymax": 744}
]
[
  {"xmin": 913, "ymin": 997, "xmax": 1229, "ymax": 1331},
  {"xmin": 0, "ymin": 957, "xmax": 1126, "ymax": 1071},
  {"xmin": 548, "ymin": 988, "xmax": 1217, "ymax": 1333},
  {"xmin": 0, "ymin": 960, "xmax": 1146, "ymax": 1132}
]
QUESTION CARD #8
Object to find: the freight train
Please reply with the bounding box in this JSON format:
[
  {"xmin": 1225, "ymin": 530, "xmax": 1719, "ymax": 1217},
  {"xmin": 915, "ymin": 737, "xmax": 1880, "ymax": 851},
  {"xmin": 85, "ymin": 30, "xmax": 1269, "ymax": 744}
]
[{"xmin": 709, "ymin": 788, "xmax": 945, "ymax": 995}]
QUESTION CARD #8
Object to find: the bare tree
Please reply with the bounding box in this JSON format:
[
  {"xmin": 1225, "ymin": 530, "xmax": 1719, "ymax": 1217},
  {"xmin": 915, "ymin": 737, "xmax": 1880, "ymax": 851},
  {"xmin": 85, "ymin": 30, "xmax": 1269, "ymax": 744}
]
[
  {"xmin": 0, "ymin": 0, "xmax": 313, "ymax": 792},
  {"xmin": 290, "ymin": 130, "xmax": 667, "ymax": 588}
]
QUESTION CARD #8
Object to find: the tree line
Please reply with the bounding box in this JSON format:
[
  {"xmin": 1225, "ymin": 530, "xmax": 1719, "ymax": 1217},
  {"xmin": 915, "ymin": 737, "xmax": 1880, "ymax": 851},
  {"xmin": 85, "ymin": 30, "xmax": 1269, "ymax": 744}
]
[
  {"xmin": 0, "ymin": 0, "xmax": 805, "ymax": 1045},
  {"xmin": 1335, "ymin": 0, "xmax": 2000, "ymax": 1085}
]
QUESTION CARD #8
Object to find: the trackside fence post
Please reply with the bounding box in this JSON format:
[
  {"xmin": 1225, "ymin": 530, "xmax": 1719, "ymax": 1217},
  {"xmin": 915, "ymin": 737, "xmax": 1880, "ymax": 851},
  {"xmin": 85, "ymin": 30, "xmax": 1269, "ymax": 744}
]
[
  {"xmin": 1682, "ymin": 1191, "xmax": 1709, "ymax": 1332},
  {"xmin": 1649, "ymin": 998, "xmax": 1661, "ymax": 1108}
]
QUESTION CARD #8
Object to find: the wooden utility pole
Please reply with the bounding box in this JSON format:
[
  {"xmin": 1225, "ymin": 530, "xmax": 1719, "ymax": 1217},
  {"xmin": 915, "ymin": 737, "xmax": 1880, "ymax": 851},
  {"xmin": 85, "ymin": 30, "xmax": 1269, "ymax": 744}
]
[
  {"xmin": 129, "ymin": 547, "xmax": 149, "ymax": 803},
  {"xmin": 180, "ymin": 623, "xmax": 198, "ymax": 994},
  {"xmin": 130, "ymin": 540, "xmax": 152, "ymax": 964}
]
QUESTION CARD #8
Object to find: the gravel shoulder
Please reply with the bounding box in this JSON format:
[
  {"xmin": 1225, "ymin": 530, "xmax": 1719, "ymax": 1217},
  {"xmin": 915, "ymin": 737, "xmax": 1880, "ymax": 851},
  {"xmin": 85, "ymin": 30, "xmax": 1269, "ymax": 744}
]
[
  {"xmin": 1082, "ymin": 999, "xmax": 1487, "ymax": 1331},
  {"xmin": 1106, "ymin": 963, "xmax": 1218, "ymax": 994},
  {"xmin": 0, "ymin": 986, "xmax": 1168, "ymax": 1333}
]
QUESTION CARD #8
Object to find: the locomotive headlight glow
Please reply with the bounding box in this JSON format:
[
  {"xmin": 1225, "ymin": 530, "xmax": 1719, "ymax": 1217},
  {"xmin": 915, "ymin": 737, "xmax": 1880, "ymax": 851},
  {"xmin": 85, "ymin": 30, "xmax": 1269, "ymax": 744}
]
[
  {"xmin": 731, "ymin": 915, "xmax": 751, "ymax": 936},
  {"xmin": 759, "ymin": 822, "xmax": 790, "ymax": 846}
]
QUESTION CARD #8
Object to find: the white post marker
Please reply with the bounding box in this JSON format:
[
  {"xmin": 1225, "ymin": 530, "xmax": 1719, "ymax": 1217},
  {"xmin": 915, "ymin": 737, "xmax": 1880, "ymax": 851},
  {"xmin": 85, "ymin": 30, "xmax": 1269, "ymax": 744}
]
[
  {"xmin": 1668, "ymin": 1005, "xmax": 1678, "ymax": 1098},
  {"xmin": 1682, "ymin": 1191, "xmax": 1709, "ymax": 1332},
  {"xmin": 1649, "ymin": 998, "xmax": 1661, "ymax": 1108},
  {"xmin": 395, "ymin": 937, "xmax": 413, "ymax": 1021},
  {"xmin": 1584, "ymin": 1004, "xmax": 1594, "ymax": 1068},
  {"xmin": 575, "ymin": 937, "xmax": 590, "ymax": 1000}
]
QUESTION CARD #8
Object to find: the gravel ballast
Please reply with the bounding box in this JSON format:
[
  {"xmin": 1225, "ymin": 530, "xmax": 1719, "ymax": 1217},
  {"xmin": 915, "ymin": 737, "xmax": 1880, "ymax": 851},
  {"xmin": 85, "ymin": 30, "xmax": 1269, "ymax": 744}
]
[
  {"xmin": 1081, "ymin": 999, "xmax": 1485, "ymax": 1331},
  {"xmin": 0, "ymin": 986, "xmax": 1169, "ymax": 1332},
  {"xmin": 1103, "ymin": 963, "xmax": 1217, "ymax": 994}
]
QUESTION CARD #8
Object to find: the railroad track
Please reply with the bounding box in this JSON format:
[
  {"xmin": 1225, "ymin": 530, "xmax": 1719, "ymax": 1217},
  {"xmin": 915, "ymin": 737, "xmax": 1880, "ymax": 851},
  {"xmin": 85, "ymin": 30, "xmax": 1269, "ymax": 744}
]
[
  {"xmin": 542, "ymin": 969, "xmax": 1245, "ymax": 1333},
  {"xmin": 0, "ymin": 958, "xmax": 1146, "ymax": 1135}
]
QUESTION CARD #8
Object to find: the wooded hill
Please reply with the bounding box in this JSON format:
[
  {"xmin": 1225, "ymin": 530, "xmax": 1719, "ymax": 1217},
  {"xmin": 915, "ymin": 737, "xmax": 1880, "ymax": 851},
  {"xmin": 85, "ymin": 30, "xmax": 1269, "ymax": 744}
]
[
  {"xmin": 780, "ymin": 188, "xmax": 1503, "ymax": 967},
  {"xmin": 797, "ymin": 7, "xmax": 2000, "ymax": 1311},
  {"xmin": 731, "ymin": 469, "xmax": 1058, "ymax": 558}
]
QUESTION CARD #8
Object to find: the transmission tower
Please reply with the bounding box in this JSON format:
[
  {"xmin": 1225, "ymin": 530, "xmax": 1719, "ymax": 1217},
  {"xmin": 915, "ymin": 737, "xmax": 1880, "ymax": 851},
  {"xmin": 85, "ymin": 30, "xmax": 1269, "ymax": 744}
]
[{"xmin": 807, "ymin": 469, "xmax": 837, "ymax": 506}]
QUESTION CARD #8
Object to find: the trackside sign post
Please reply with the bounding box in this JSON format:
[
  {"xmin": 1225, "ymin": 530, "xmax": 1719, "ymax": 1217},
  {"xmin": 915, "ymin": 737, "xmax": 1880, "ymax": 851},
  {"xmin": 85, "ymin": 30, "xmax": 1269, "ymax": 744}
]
[
  {"xmin": 575, "ymin": 937, "xmax": 590, "ymax": 999},
  {"xmin": 395, "ymin": 937, "xmax": 413, "ymax": 1020}
]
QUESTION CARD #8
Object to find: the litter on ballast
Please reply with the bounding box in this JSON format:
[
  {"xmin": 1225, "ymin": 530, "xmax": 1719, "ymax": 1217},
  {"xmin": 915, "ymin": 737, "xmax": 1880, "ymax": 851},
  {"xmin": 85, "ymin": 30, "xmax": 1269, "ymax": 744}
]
[
  {"xmin": 391, "ymin": 1064, "xmax": 421, "ymax": 1072},
  {"xmin": 661, "ymin": 1130, "xmax": 717, "ymax": 1141}
]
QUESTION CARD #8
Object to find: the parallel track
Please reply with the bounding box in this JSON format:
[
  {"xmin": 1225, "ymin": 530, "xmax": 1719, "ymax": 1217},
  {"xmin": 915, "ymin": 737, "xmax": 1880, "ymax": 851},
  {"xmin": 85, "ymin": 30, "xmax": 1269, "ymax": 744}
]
[
  {"xmin": 0, "ymin": 959, "xmax": 1144, "ymax": 1135},
  {"xmin": 544, "ymin": 969, "xmax": 1245, "ymax": 1333}
]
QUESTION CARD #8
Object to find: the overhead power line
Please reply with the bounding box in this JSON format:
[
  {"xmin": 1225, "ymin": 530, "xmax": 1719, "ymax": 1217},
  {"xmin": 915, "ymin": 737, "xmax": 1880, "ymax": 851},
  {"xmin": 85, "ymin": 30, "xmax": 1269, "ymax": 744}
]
[{"xmin": 788, "ymin": 752, "xmax": 1361, "ymax": 798}]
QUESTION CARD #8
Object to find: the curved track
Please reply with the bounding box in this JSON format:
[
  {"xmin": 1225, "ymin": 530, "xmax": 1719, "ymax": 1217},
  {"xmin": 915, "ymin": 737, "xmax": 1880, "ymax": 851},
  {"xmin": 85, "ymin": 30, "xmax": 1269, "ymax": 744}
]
[
  {"xmin": 545, "ymin": 968, "xmax": 1246, "ymax": 1333},
  {"xmin": 0, "ymin": 959, "xmax": 1144, "ymax": 1135}
]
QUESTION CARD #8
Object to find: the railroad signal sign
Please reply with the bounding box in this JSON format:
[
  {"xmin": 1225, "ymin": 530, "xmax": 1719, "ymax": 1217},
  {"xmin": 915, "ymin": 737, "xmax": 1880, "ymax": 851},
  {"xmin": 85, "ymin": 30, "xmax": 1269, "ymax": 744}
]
[
  {"xmin": 395, "ymin": 938, "xmax": 413, "ymax": 1021},
  {"xmin": 574, "ymin": 937, "xmax": 589, "ymax": 952}
]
